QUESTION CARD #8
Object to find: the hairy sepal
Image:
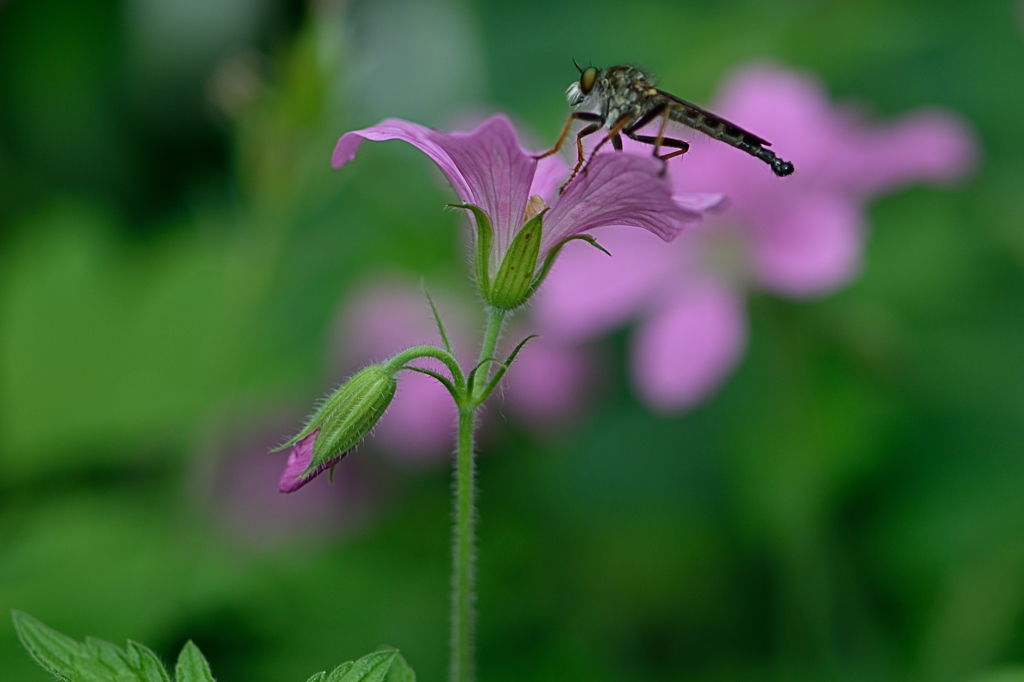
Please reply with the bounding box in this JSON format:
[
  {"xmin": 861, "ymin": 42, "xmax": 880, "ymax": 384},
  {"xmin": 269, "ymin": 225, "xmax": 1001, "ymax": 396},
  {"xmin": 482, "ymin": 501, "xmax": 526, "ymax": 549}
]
[
  {"xmin": 449, "ymin": 203, "xmax": 494, "ymax": 300},
  {"xmin": 489, "ymin": 209, "xmax": 547, "ymax": 309}
]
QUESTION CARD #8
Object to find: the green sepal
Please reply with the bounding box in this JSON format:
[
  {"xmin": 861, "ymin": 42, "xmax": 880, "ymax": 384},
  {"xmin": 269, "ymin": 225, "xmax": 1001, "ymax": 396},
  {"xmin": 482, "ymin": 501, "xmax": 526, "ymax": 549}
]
[
  {"xmin": 276, "ymin": 364, "xmax": 398, "ymax": 477},
  {"xmin": 448, "ymin": 203, "xmax": 493, "ymax": 299},
  {"xmin": 527, "ymin": 233, "xmax": 610, "ymax": 300},
  {"xmin": 305, "ymin": 674, "xmax": 328, "ymax": 682},
  {"xmin": 175, "ymin": 641, "xmax": 215, "ymax": 682},
  {"xmin": 489, "ymin": 209, "xmax": 547, "ymax": 309}
]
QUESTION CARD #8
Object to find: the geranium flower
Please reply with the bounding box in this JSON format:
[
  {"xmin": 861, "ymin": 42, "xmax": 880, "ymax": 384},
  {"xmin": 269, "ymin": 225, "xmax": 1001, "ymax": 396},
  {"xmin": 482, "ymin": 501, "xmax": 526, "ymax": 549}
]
[
  {"xmin": 332, "ymin": 114, "xmax": 722, "ymax": 308},
  {"xmin": 534, "ymin": 62, "xmax": 978, "ymax": 412}
]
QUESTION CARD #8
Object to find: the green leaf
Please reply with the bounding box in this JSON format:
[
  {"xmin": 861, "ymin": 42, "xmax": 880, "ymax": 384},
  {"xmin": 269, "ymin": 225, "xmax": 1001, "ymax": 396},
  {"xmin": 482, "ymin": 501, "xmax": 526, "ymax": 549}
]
[
  {"xmin": 327, "ymin": 650, "xmax": 397, "ymax": 682},
  {"xmin": 304, "ymin": 674, "xmax": 327, "ymax": 682},
  {"xmin": 385, "ymin": 653, "xmax": 416, "ymax": 682},
  {"xmin": 174, "ymin": 641, "xmax": 215, "ymax": 682},
  {"xmin": 13, "ymin": 610, "xmax": 92, "ymax": 681},
  {"xmin": 12, "ymin": 611, "xmax": 174, "ymax": 682},
  {"xmin": 84, "ymin": 636, "xmax": 133, "ymax": 678},
  {"xmin": 126, "ymin": 642, "xmax": 170, "ymax": 682}
]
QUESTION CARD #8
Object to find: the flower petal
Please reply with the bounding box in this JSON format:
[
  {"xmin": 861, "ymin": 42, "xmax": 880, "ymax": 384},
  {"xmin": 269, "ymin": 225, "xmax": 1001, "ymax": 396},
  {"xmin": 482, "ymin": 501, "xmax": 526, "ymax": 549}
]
[
  {"xmin": 333, "ymin": 115, "xmax": 536, "ymax": 257},
  {"xmin": 279, "ymin": 430, "xmax": 345, "ymax": 493},
  {"xmin": 530, "ymin": 153, "xmax": 571, "ymax": 205},
  {"xmin": 542, "ymin": 153, "xmax": 704, "ymax": 254},
  {"xmin": 630, "ymin": 285, "xmax": 747, "ymax": 412},
  {"xmin": 533, "ymin": 226, "xmax": 677, "ymax": 342},
  {"xmin": 750, "ymin": 194, "xmax": 864, "ymax": 296},
  {"xmin": 837, "ymin": 110, "xmax": 979, "ymax": 194}
]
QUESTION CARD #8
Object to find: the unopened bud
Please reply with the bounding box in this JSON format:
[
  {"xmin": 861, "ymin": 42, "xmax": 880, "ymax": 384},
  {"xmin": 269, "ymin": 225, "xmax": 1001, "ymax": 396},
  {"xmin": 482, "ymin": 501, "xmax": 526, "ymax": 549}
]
[{"xmin": 277, "ymin": 364, "xmax": 397, "ymax": 491}]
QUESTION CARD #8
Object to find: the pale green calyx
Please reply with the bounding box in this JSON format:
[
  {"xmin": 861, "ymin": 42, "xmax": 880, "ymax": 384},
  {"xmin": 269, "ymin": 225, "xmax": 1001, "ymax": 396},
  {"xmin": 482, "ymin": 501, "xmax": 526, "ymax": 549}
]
[
  {"xmin": 288, "ymin": 364, "xmax": 397, "ymax": 475},
  {"xmin": 489, "ymin": 208, "xmax": 547, "ymax": 309}
]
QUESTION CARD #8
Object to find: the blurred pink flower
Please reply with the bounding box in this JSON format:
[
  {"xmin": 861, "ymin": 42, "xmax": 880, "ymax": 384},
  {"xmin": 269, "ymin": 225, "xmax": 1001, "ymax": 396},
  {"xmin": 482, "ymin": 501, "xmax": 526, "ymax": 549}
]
[
  {"xmin": 212, "ymin": 414, "xmax": 377, "ymax": 543},
  {"xmin": 332, "ymin": 115, "xmax": 714, "ymax": 271},
  {"xmin": 336, "ymin": 277, "xmax": 591, "ymax": 461},
  {"xmin": 535, "ymin": 62, "xmax": 978, "ymax": 412}
]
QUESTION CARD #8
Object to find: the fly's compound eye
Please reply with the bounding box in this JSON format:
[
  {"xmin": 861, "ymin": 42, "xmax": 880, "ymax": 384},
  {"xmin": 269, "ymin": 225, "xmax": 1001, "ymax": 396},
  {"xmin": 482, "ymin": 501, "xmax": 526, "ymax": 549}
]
[{"xmin": 580, "ymin": 67, "xmax": 598, "ymax": 94}]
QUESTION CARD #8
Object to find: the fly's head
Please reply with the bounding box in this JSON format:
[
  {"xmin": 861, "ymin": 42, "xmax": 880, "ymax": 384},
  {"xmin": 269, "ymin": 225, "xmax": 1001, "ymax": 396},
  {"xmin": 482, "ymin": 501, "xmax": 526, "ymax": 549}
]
[{"xmin": 566, "ymin": 61, "xmax": 601, "ymax": 108}]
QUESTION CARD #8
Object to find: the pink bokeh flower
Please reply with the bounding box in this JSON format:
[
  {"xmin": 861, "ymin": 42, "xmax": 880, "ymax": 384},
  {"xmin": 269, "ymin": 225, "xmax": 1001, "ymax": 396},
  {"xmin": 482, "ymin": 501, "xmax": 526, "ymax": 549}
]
[{"xmin": 535, "ymin": 63, "xmax": 978, "ymax": 412}]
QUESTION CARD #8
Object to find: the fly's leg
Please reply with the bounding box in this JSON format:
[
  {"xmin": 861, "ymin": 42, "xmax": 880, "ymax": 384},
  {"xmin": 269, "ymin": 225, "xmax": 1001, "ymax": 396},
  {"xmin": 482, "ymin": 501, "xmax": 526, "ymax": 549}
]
[
  {"xmin": 534, "ymin": 111, "xmax": 603, "ymax": 160},
  {"xmin": 611, "ymin": 134, "xmax": 623, "ymax": 151},
  {"xmin": 618, "ymin": 130, "xmax": 692, "ymax": 173},
  {"xmin": 652, "ymin": 105, "xmax": 672, "ymax": 157},
  {"xmin": 573, "ymin": 122, "xmax": 602, "ymax": 172},
  {"xmin": 561, "ymin": 115, "xmax": 630, "ymax": 192},
  {"xmin": 625, "ymin": 132, "xmax": 690, "ymax": 160}
]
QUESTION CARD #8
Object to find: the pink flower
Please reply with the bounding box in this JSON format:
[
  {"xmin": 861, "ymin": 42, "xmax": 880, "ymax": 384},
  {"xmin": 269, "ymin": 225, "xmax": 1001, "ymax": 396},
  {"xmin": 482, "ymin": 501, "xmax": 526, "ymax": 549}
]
[
  {"xmin": 535, "ymin": 63, "xmax": 978, "ymax": 412},
  {"xmin": 279, "ymin": 430, "xmax": 345, "ymax": 493},
  {"xmin": 332, "ymin": 115, "xmax": 716, "ymax": 293}
]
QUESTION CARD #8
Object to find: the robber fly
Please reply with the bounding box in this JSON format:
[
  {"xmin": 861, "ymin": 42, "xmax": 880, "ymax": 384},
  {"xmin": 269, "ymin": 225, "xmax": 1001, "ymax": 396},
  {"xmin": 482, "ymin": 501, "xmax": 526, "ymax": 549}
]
[{"xmin": 537, "ymin": 62, "xmax": 794, "ymax": 190}]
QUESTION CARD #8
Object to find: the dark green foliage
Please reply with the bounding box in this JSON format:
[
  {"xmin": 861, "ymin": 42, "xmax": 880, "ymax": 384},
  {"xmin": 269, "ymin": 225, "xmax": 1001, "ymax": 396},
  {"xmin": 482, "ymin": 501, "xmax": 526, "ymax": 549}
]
[{"xmin": 13, "ymin": 612, "xmax": 410, "ymax": 682}]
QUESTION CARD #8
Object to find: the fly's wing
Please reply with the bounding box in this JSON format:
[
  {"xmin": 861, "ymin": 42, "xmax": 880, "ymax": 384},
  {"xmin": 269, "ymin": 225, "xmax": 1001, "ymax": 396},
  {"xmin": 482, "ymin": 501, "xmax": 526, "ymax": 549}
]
[{"xmin": 654, "ymin": 89, "xmax": 773, "ymax": 148}]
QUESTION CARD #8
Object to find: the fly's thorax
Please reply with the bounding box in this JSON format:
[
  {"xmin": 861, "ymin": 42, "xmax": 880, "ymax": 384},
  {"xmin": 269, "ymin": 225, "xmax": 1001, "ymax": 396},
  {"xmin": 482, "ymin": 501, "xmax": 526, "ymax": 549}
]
[{"xmin": 598, "ymin": 66, "xmax": 654, "ymax": 128}]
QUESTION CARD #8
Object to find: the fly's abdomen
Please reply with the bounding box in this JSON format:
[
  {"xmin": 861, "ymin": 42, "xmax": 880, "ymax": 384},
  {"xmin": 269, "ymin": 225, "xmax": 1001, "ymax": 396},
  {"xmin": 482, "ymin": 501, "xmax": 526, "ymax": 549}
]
[{"xmin": 670, "ymin": 105, "xmax": 794, "ymax": 177}]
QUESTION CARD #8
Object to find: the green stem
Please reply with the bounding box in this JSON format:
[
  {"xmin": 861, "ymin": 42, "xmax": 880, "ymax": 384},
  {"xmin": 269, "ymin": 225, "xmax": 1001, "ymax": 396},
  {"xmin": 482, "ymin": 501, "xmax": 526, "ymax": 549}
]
[
  {"xmin": 473, "ymin": 307, "xmax": 506, "ymax": 404},
  {"xmin": 450, "ymin": 305, "xmax": 507, "ymax": 682},
  {"xmin": 385, "ymin": 344, "xmax": 464, "ymax": 386},
  {"xmin": 451, "ymin": 405, "xmax": 476, "ymax": 682}
]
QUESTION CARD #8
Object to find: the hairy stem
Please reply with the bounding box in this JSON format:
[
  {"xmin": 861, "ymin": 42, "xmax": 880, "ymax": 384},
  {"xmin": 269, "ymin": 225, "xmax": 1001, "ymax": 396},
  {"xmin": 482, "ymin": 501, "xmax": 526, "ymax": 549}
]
[
  {"xmin": 451, "ymin": 405, "xmax": 476, "ymax": 682},
  {"xmin": 473, "ymin": 307, "xmax": 506, "ymax": 403},
  {"xmin": 450, "ymin": 305, "xmax": 507, "ymax": 682}
]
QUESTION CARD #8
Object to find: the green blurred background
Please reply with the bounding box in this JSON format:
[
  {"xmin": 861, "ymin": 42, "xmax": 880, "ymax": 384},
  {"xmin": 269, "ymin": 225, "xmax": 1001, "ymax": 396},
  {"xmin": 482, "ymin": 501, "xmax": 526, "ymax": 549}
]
[{"xmin": 2, "ymin": 0, "xmax": 1024, "ymax": 680}]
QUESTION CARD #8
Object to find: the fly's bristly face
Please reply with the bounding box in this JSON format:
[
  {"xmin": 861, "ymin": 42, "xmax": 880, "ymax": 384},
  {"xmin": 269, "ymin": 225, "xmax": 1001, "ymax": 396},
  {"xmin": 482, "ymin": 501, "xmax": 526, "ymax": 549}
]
[{"xmin": 566, "ymin": 66, "xmax": 601, "ymax": 107}]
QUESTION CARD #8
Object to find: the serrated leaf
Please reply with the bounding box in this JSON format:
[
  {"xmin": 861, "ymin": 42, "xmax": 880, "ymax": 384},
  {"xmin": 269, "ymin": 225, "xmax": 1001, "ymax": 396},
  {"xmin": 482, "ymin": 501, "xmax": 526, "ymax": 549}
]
[
  {"xmin": 325, "ymin": 661, "xmax": 353, "ymax": 682},
  {"xmin": 174, "ymin": 641, "xmax": 215, "ymax": 682},
  {"xmin": 13, "ymin": 610, "xmax": 87, "ymax": 681},
  {"xmin": 385, "ymin": 653, "xmax": 415, "ymax": 682},
  {"xmin": 126, "ymin": 642, "xmax": 170, "ymax": 682},
  {"xmin": 327, "ymin": 650, "xmax": 396, "ymax": 682},
  {"xmin": 12, "ymin": 611, "xmax": 138, "ymax": 682},
  {"xmin": 304, "ymin": 673, "xmax": 327, "ymax": 682},
  {"xmin": 84, "ymin": 637, "xmax": 134, "ymax": 678}
]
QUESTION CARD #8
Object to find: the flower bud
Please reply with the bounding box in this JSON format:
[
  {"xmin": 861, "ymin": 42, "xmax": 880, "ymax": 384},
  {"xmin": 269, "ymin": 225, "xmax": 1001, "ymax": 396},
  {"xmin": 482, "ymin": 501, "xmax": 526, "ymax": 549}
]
[{"xmin": 277, "ymin": 364, "xmax": 397, "ymax": 492}]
